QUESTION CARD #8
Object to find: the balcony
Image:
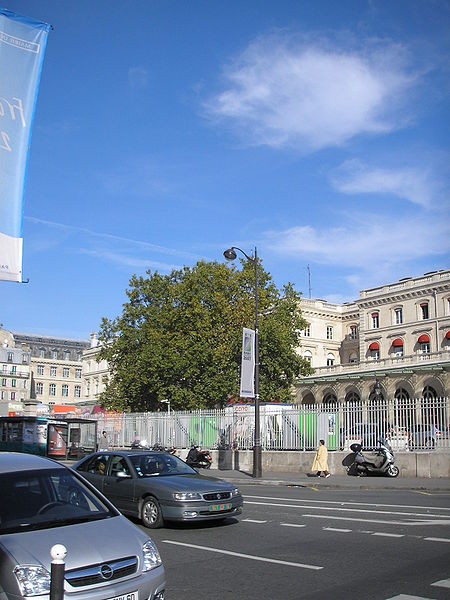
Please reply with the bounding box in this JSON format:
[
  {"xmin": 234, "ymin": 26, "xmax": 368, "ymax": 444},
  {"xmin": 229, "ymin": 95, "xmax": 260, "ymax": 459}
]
[{"xmin": 301, "ymin": 349, "xmax": 450, "ymax": 379}]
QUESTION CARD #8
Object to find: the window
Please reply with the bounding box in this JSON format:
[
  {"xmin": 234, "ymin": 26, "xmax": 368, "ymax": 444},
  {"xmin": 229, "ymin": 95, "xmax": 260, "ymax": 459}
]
[
  {"xmin": 39, "ymin": 348, "xmax": 45, "ymax": 358},
  {"xmin": 63, "ymin": 367, "xmax": 69, "ymax": 378},
  {"xmin": 7, "ymin": 352, "xmax": 13, "ymax": 362},
  {"xmin": 50, "ymin": 366, "xmax": 57, "ymax": 377},
  {"xmin": 326, "ymin": 326, "xmax": 333, "ymax": 340},
  {"xmin": 95, "ymin": 379, "xmax": 99, "ymax": 394},
  {"xmin": 421, "ymin": 302, "xmax": 429, "ymax": 320},
  {"xmin": 394, "ymin": 307, "xmax": 403, "ymax": 325},
  {"xmin": 371, "ymin": 350, "xmax": 380, "ymax": 361},
  {"xmin": 11, "ymin": 366, "xmax": 16, "ymax": 374},
  {"xmin": 11, "ymin": 379, "xmax": 16, "ymax": 388},
  {"xmin": 371, "ymin": 312, "xmax": 379, "ymax": 329},
  {"xmin": 349, "ymin": 325, "xmax": 358, "ymax": 339},
  {"xmin": 421, "ymin": 342, "xmax": 430, "ymax": 355},
  {"xmin": 64, "ymin": 350, "xmax": 71, "ymax": 360},
  {"xmin": 2, "ymin": 365, "xmax": 6, "ymax": 373},
  {"xmin": 36, "ymin": 382, "xmax": 43, "ymax": 395},
  {"xmin": 303, "ymin": 351, "xmax": 312, "ymax": 365},
  {"xmin": 303, "ymin": 325, "xmax": 311, "ymax": 337},
  {"xmin": 326, "ymin": 353, "xmax": 335, "ymax": 366},
  {"xmin": 62, "ymin": 384, "xmax": 69, "ymax": 397},
  {"xmin": 75, "ymin": 385, "xmax": 81, "ymax": 398},
  {"xmin": 0, "ymin": 391, "xmax": 4, "ymax": 400},
  {"xmin": 22, "ymin": 355, "xmax": 28, "ymax": 364},
  {"xmin": 77, "ymin": 351, "xmax": 82, "ymax": 361},
  {"xmin": 1, "ymin": 378, "xmax": 6, "ymax": 387},
  {"xmin": 49, "ymin": 383, "xmax": 56, "ymax": 396},
  {"xmin": 37, "ymin": 364, "xmax": 44, "ymax": 375},
  {"xmin": 10, "ymin": 392, "xmax": 15, "ymax": 400},
  {"xmin": 52, "ymin": 349, "xmax": 58, "ymax": 359},
  {"xmin": 75, "ymin": 368, "xmax": 82, "ymax": 379}
]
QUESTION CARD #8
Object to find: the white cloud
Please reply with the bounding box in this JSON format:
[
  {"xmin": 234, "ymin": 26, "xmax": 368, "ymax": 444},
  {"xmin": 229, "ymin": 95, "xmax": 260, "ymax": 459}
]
[
  {"xmin": 331, "ymin": 160, "xmax": 438, "ymax": 207},
  {"xmin": 78, "ymin": 249, "xmax": 180, "ymax": 272},
  {"xmin": 264, "ymin": 215, "xmax": 450, "ymax": 269},
  {"xmin": 205, "ymin": 34, "xmax": 413, "ymax": 151}
]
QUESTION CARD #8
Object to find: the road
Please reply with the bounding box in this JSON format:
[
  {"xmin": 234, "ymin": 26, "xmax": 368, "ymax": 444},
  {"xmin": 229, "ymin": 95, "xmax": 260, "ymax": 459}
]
[{"xmin": 143, "ymin": 483, "xmax": 450, "ymax": 600}]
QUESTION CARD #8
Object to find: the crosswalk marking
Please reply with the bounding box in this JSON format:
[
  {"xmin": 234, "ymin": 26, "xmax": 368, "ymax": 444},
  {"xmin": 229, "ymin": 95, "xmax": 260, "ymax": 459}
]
[
  {"xmin": 431, "ymin": 578, "xmax": 450, "ymax": 588},
  {"xmin": 323, "ymin": 527, "xmax": 352, "ymax": 532},
  {"xmin": 424, "ymin": 537, "xmax": 450, "ymax": 543},
  {"xmin": 281, "ymin": 523, "xmax": 306, "ymax": 528}
]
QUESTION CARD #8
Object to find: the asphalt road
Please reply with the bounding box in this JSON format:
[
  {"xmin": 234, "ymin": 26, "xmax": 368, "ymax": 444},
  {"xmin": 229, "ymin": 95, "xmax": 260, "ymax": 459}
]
[{"xmin": 142, "ymin": 483, "xmax": 450, "ymax": 600}]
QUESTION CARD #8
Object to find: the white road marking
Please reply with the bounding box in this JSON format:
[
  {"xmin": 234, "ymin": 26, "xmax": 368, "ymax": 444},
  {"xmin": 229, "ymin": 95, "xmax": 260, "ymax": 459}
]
[
  {"xmin": 372, "ymin": 532, "xmax": 404, "ymax": 538},
  {"xmin": 323, "ymin": 527, "xmax": 352, "ymax": 532},
  {"xmin": 431, "ymin": 578, "xmax": 450, "ymax": 588},
  {"xmin": 242, "ymin": 518, "xmax": 267, "ymax": 523},
  {"xmin": 424, "ymin": 537, "xmax": 450, "ymax": 543},
  {"xmin": 280, "ymin": 523, "xmax": 306, "ymax": 528},
  {"xmin": 162, "ymin": 540, "xmax": 323, "ymax": 570},
  {"xmin": 245, "ymin": 495, "xmax": 450, "ymax": 513},
  {"xmin": 385, "ymin": 595, "xmax": 434, "ymax": 599},
  {"xmin": 302, "ymin": 514, "xmax": 422, "ymax": 526},
  {"xmin": 245, "ymin": 500, "xmax": 450, "ymax": 520}
]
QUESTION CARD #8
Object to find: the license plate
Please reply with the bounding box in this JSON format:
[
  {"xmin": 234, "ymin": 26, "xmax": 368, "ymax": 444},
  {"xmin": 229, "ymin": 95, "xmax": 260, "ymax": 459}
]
[
  {"xmin": 106, "ymin": 592, "xmax": 138, "ymax": 600},
  {"xmin": 209, "ymin": 503, "xmax": 231, "ymax": 512}
]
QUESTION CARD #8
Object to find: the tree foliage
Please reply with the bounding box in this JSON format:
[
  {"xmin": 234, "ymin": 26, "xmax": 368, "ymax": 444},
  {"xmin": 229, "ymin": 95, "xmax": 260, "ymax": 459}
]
[{"xmin": 98, "ymin": 259, "xmax": 312, "ymax": 412}]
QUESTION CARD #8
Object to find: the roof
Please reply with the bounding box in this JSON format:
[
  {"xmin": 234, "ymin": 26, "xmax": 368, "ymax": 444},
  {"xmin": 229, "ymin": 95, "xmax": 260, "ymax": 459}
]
[{"xmin": 0, "ymin": 452, "xmax": 66, "ymax": 474}]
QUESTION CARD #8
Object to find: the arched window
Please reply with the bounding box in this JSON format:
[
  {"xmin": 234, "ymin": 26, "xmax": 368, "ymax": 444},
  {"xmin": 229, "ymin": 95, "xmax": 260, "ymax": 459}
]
[
  {"xmin": 303, "ymin": 351, "xmax": 312, "ymax": 365},
  {"xmin": 423, "ymin": 385, "xmax": 437, "ymax": 400},
  {"xmin": 326, "ymin": 353, "xmax": 335, "ymax": 367},
  {"xmin": 323, "ymin": 393, "xmax": 337, "ymax": 405},
  {"xmin": 395, "ymin": 388, "xmax": 410, "ymax": 401},
  {"xmin": 345, "ymin": 392, "xmax": 362, "ymax": 431}
]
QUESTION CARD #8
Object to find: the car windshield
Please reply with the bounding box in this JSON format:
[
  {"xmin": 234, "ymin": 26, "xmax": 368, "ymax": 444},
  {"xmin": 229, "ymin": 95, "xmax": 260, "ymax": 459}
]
[
  {"xmin": 130, "ymin": 453, "xmax": 196, "ymax": 477},
  {"xmin": 0, "ymin": 468, "xmax": 116, "ymax": 534}
]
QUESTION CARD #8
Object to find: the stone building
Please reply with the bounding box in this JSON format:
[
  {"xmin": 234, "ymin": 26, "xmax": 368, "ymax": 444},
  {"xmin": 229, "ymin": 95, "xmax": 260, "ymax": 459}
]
[
  {"xmin": 295, "ymin": 270, "xmax": 450, "ymax": 404},
  {"xmin": 0, "ymin": 329, "xmax": 32, "ymax": 414},
  {"xmin": 12, "ymin": 332, "xmax": 89, "ymax": 410},
  {"xmin": 82, "ymin": 333, "xmax": 109, "ymax": 405}
]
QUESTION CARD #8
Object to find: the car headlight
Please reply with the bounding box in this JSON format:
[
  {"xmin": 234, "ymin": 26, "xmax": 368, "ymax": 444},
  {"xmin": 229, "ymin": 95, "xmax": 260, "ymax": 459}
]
[
  {"xmin": 173, "ymin": 491, "xmax": 202, "ymax": 501},
  {"xmin": 232, "ymin": 487, "xmax": 240, "ymax": 497},
  {"xmin": 14, "ymin": 566, "xmax": 50, "ymax": 597},
  {"xmin": 142, "ymin": 539, "xmax": 162, "ymax": 571}
]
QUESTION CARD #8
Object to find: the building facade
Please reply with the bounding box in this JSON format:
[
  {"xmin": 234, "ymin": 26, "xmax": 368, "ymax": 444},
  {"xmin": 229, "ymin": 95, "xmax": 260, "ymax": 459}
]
[
  {"xmin": 295, "ymin": 270, "xmax": 450, "ymax": 404},
  {"xmin": 0, "ymin": 329, "xmax": 31, "ymax": 414},
  {"xmin": 12, "ymin": 333, "xmax": 89, "ymax": 410},
  {"xmin": 82, "ymin": 333, "xmax": 109, "ymax": 405}
]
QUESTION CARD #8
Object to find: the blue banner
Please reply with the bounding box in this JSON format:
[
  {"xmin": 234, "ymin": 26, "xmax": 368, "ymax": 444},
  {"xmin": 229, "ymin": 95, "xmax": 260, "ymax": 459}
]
[{"xmin": 0, "ymin": 8, "xmax": 50, "ymax": 282}]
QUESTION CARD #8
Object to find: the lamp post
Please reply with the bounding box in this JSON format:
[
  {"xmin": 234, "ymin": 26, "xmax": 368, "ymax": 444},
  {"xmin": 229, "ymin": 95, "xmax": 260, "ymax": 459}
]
[{"xmin": 224, "ymin": 246, "xmax": 262, "ymax": 478}]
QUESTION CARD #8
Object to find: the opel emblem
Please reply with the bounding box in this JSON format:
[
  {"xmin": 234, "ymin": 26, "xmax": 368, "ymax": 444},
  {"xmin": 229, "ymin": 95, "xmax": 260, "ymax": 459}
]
[{"xmin": 100, "ymin": 564, "xmax": 114, "ymax": 580}]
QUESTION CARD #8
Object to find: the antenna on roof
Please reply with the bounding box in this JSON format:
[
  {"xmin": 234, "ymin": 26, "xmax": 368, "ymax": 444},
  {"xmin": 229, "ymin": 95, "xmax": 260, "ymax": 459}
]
[{"xmin": 307, "ymin": 265, "xmax": 312, "ymax": 299}]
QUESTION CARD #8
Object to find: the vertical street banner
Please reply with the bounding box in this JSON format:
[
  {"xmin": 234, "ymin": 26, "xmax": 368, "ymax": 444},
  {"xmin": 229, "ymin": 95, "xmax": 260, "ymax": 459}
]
[
  {"xmin": 240, "ymin": 327, "xmax": 255, "ymax": 398},
  {"xmin": 0, "ymin": 9, "xmax": 50, "ymax": 282}
]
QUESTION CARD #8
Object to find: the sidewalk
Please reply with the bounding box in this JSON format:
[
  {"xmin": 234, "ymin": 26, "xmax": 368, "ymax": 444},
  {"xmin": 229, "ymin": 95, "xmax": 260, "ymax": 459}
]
[{"xmin": 205, "ymin": 468, "xmax": 450, "ymax": 492}]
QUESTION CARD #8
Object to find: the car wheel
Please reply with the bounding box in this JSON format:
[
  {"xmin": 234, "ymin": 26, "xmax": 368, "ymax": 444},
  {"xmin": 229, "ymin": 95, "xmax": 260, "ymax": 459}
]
[{"xmin": 141, "ymin": 496, "xmax": 164, "ymax": 529}]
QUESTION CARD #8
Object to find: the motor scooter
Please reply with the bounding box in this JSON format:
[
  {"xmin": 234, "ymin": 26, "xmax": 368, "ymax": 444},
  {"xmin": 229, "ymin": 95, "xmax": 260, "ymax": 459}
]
[
  {"xmin": 342, "ymin": 439, "xmax": 399, "ymax": 477},
  {"xmin": 186, "ymin": 445, "xmax": 212, "ymax": 469}
]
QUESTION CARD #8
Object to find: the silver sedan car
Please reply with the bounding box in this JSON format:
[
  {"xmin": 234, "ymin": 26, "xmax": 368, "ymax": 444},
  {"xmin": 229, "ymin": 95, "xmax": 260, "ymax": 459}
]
[
  {"xmin": 0, "ymin": 452, "xmax": 165, "ymax": 599},
  {"xmin": 74, "ymin": 450, "xmax": 243, "ymax": 528}
]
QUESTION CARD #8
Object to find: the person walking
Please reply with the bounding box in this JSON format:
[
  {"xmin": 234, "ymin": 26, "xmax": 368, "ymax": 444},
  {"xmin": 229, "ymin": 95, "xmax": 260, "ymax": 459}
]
[
  {"xmin": 312, "ymin": 439, "xmax": 331, "ymax": 477},
  {"xmin": 98, "ymin": 430, "xmax": 109, "ymax": 451}
]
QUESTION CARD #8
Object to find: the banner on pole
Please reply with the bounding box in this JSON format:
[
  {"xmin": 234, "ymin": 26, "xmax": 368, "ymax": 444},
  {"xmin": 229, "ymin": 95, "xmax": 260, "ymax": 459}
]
[
  {"xmin": 0, "ymin": 9, "xmax": 51, "ymax": 282},
  {"xmin": 240, "ymin": 327, "xmax": 255, "ymax": 398}
]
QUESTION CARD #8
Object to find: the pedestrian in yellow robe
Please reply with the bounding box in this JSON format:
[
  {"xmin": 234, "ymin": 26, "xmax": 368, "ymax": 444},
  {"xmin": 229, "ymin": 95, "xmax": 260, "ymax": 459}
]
[{"xmin": 312, "ymin": 439, "xmax": 331, "ymax": 477}]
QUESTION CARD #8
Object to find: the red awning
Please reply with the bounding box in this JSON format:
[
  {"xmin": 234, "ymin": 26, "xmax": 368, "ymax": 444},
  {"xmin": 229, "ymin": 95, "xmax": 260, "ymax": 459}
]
[
  {"xmin": 392, "ymin": 338, "xmax": 403, "ymax": 347},
  {"xmin": 418, "ymin": 334, "xmax": 430, "ymax": 344},
  {"xmin": 369, "ymin": 342, "xmax": 380, "ymax": 351},
  {"xmin": 446, "ymin": 331, "xmax": 450, "ymax": 340}
]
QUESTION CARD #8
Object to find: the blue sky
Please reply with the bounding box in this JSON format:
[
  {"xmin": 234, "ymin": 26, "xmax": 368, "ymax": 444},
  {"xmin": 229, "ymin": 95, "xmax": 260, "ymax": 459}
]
[{"xmin": 1, "ymin": 0, "xmax": 449, "ymax": 340}]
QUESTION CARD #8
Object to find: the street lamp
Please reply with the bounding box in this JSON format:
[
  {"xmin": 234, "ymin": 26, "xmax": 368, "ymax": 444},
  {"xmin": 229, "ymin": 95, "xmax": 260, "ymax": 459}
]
[
  {"xmin": 372, "ymin": 379, "xmax": 382, "ymax": 398},
  {"xmin": 160, "ymin": 399, "xmax": 170, "ymax": 416},
  {"xmin": 224, "ymin": 246, "xmax": 262, "ymax": 478}
]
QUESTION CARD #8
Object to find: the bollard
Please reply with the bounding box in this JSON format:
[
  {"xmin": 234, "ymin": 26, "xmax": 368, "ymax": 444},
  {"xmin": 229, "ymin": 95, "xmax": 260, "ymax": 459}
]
[{"xmin": 50, "ymin": 544, "xmax": 67, "ymax": 600}]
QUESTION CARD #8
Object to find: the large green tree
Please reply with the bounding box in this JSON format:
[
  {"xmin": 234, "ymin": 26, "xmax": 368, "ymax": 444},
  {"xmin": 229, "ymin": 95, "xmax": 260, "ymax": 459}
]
[{"xmin": 98, "ymin": 259, "xmax": 312, "ymax": 411}]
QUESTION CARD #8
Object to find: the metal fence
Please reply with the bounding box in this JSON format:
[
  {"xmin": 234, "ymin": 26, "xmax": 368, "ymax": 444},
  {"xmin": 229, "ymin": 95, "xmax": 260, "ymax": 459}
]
[{"xmin": 94, "ymin": 397, "xmax": 450, "ymax": 452}]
